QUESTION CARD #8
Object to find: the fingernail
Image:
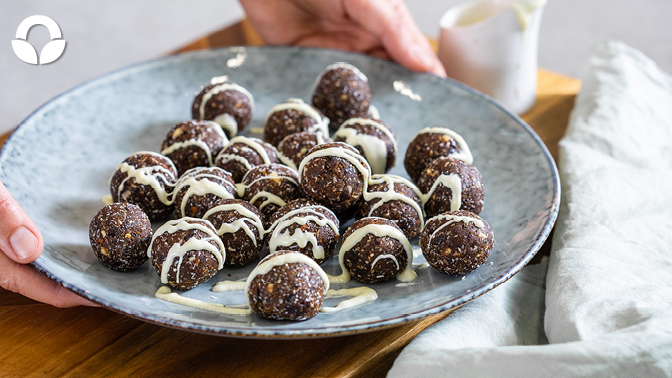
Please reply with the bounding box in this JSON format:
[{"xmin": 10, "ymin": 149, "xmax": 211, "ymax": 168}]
[
  {"xmin": 9, "ymin": 226, "xmax": 39, "ymax": 261},
  {"xmin": 410, "ymin": 45, "xmax": 444, "ymax": 75}
]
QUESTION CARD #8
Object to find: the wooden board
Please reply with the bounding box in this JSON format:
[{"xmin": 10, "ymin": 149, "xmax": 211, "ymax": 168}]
[{"xmin": 0, "ymin": 19, "xmax": 580, "ymax": 378}]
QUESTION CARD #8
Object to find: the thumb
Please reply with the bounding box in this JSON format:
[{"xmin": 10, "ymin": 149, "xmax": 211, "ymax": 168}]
[
  {"xmin": 0, "ymin": 180, "xmax": 44, "ymax": 263},
  {"xmin": 345, "ymin": 0, "xmax": 447, "ymax": 77}
]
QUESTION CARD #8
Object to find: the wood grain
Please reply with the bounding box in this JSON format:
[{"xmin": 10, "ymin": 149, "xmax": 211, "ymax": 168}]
[{"xmin": 0, "ymin": 19, "xmax": 581, "ymax": 378}]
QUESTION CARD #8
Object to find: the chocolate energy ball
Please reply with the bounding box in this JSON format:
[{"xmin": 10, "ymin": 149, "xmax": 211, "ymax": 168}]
[
  {"xmin": 192, "ymin": 75, "xmax": 254, "ymax": 138},
  {"xmin": 214, "ymin": 136, "xmax": 279, "ymax": 183},
  {"xmin": 160, "ymin": 120, "xmax": 229, "ymax": 176},
  {"xmin": 333, "ymin": 117, "xmax": 397, "ymax": 175},
  {"xmin": 417, "ymin": 157, "xmax": 485, "ymax": 219},
  {"xmin": 109, "ymin": 151, "xmax": 177, "ymax": 221},
  {"xmin": 240, "ymin": 163, "xmax": 301, "ymax": 222},
  {"xmin": 404, "ymin": 127, "xmax": 473, "ymax": 183},
  {"xmin": 420, "ymin": 210, "xmax": 494, "ymax": 275},
  {"xmin": 265, "ymin": 199, "xmax": 340, "ymax": 265},
  {"xmin": 203, "ymin": 198, "xmax": 265, "ymax": 267},
  {"xmin": 357, "ymin": 174, "xmax": 424, "ymax": 239},
  {"xmin": 263, "ymin": 98, "xmax": 329, "ymax": 147},
  {"xmin": 299, "ymin": 142, "xmax": 370, "ymax": 213},
  {"xmin": 340, "ymin": 217, "xmax": 413, "ymax": 284},
  {"xmin": 311, "ymin": 63, "xmax": 371, "ymax": 131},
  {"xmin": 172, "ymin": 167, "xmax": 236, "ymax": 219},
  {"xmin": 149, "ymin": 218, "xmax": 224, "ymax": 290},
  {"xmin": 277, "ymin": 131, "xmax": 331, "ymax": 170},
  {"xmin": 89, "ymin": 203, "xmax": 152, "ymax": 271},
  {"xmin": 246, "ymin": 250, "xmax": 329, "ymax": 321}
]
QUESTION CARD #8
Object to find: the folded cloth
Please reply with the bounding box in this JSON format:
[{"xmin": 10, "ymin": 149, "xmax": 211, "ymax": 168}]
[{"xmin": 388, "ymin": 40, "xmax": 672, "ymax": 377}]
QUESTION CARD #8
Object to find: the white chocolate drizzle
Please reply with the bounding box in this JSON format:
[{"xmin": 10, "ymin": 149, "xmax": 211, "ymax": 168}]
[
  {"xmin": 367, "ymin": 174, "xmax": 425, "ymax": 230},
  {"xmin": 244, "ymin": 252, "xmax": 330, "ymax": 307},
  {"xmin": 249, "ymin": 191, "xmax": 287, "ymax": 211},
  {"xmin": 203, "ymin": 120, "xmax": 227, "ymax": 140},
  {"xmin": 421, "ymin": 173, "xmax": 463, "ymax": 211},
  {"xmin": 212, "ymin": 280, "xmax": 246, "ymax": 292},
  {"xmin": 147, "ymin": 218, "xmax": 225, "ymax": 284},
  {"xmin": 243, "ymin": 172, "xmax": 300, "ymax": 189},
  {"xmin": 277, "ymin": 150, "xmax": 298, "ymax": 170},
  {"xmin": 217, "ymin": 153, "xmax": 254, "ymax": 172},
  {"xmin": 212, "ymin": 113, "xmax": 238, "ymax": 138},
  {"xmin": 216, "ymin": 136, "xmax": 275, "ymax": 172},
  {"xmin": 414, "ymin": 127, "xmax": 473, "ymax": 164},
  {"xmin": 202, "ymin": 202, "xmax": 265, "ymax": 246},
  {"xmin": 113, "ymin": 151, "xmax": 177, "ymax": 206},
  {"xmin": 371, "ymin": 254, "xmax": 400, "ymax": 270},
  {"xmin": 264, "ymin": 98, "xmax": 329, "ymax": 136},
  {"xmin": 427, "ymin": 213, "xmax": 484, "ymax": 247},
  {"xmin": 161, "ymin": 121, "xmax": 230, "ymax": 163},
  {"xmin": 155, "ymin": 286, "xmax": 252, "ymax": 315},
  {"xmin": 393, "ymin": 80, "xmax": 422, "ymax": 101},
  {"xmin": 238, "ymin": 165, "xmax": 299, "ymax": 211},
  {"xmin": 101, "ymin": 195, "xmax": 113, "ymax": 206},
  {"xmin": 413, "ymin": 262, "xmax": 431, "ymax": 269},
  {"xmin": 321, "ymin": 287, "xmax": 378, "ymax": 313},
  {"xmin": 266, "ymin": 207, "xmax": 339, "ymax": 259},
  {"xmin": 329, "ymin": 218, "xmax": 416, "ymax": 284},
  {"xmin": 162, "ymin": 139, "xmax": 216, "ymax": 166},
  {"xmin": 198, "ymin": 77, "xmax": 255, "ymax": 133},
  {"xmin": 368, "ymin": 104, "xmax": 380, "ymax": 119},
  {"xmin": 298, "ymin": 145, "xmax": 372, "ymax": 188},
  {"xmin": 334, "ymin": 118, "xmax": 397, "ymax": 175},
  {"xmin": 170, "ymin": 168, "xmax": 236, "ymax": 217}
]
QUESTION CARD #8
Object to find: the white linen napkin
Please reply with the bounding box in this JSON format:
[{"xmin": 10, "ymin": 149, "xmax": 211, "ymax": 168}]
[{"xmin": 388, "ymin": 40, "xmax": 672, "ymax": 377}]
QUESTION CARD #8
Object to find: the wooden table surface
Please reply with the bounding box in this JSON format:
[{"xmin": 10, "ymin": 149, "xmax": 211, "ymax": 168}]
[{"xmin": 0, "ymin": 19, "xmax": 580, "ymax": 378}]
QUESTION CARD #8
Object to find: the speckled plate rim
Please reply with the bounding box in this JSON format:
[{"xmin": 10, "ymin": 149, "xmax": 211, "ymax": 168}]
[{"xmin": 4, "ymin": 46, "xmax": 560, "ymax": 339}]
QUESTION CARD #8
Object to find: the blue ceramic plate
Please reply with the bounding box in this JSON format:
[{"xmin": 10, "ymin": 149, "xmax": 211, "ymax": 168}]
[{"xmin": 0, "ymin": 46, "xmax": 559, "ymax": 338}]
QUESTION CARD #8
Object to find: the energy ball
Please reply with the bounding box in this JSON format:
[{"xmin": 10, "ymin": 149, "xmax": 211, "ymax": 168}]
[
  {"xmin": 357, "ymin": 174, "xmax": 424, "ymax": 239},
  {"xmin": 311, "ymin": 63, "xmax": 371, "ymax": 131},
  {"xmin": 215, "ymin": 136, "xmax": 279, "ymax": 183},
  {"xmin": 245, "ymin": 250, "xmax": 329, "ymax": 321},
  {"xmin": 148, "ymin": 218, "xmax": 224, "ymax": 290},
  {"xmin": 266, "ymin": 199, "xmax": 340, "ymax": 265},
  {"xmin": 277, "ymin": 131, "xmax": 330, "ymax": 170},
  {"xmin": 109, "ymin": 151, "xmax": 177, "ymax": 221},
  {"xmin": 420, "ymin": 210, "xmax": 494, "ymax": 275},
  {"xmin": 404, "ymin": 127, "xmax": 473, "ymax": 183},
  {"xmin": 203, "ymin": 198, "xmax": 265, "ymax": 267},
  {"xmin": 299, "ymin": 142, "xmax": 370, "ymax": 213},
  {"xmin": 340, "ymin": 217, "xmax": 413, "ymax": 284},
  {"xmin": 192, "ymin": 75, "xmax": 254, "ymax": 138},
  {"xmin": 417, "ymin": 157, "xmax": 484, "ymax": 219},
  {"xmin": 263, "ymin": 98, "xmax": 329, "ymax": 147},
  {"xmin": 333, "ymin": 117, "xmax": 397, "ymax": 175},
  {"xmin": 240, "ymin": 163, "xmax": 301, "ymax": 222},
  {"xmin": 160, "ymin": 120, "xmax": 229, "ymax": 176},
  {"xmin": 172, "ymin": 166, "xmax": 236, "ymax": 219},
  {"xmin": 89, "ymin": 203, "xmax": 152, "ymax": 271}
]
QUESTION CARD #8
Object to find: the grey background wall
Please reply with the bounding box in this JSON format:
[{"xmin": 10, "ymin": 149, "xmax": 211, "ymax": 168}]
[{"xmin": 1, "ymin": 0, "xmax": 671, "ymax": 135}]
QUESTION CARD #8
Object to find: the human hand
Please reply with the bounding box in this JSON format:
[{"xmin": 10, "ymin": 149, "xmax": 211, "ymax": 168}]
[
  {"xmin": 239, "ymin": 0, "xmax": 447, "ymax": 77},
  {"xmin": 0, "ymin": 181, "xmax": 95, "ymax": 307}
]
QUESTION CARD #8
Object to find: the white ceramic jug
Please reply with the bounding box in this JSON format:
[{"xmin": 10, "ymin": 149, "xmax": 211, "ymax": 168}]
[{"xmin": 438, "ymin": 0, "xmax": 547, "ymax": 114}]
